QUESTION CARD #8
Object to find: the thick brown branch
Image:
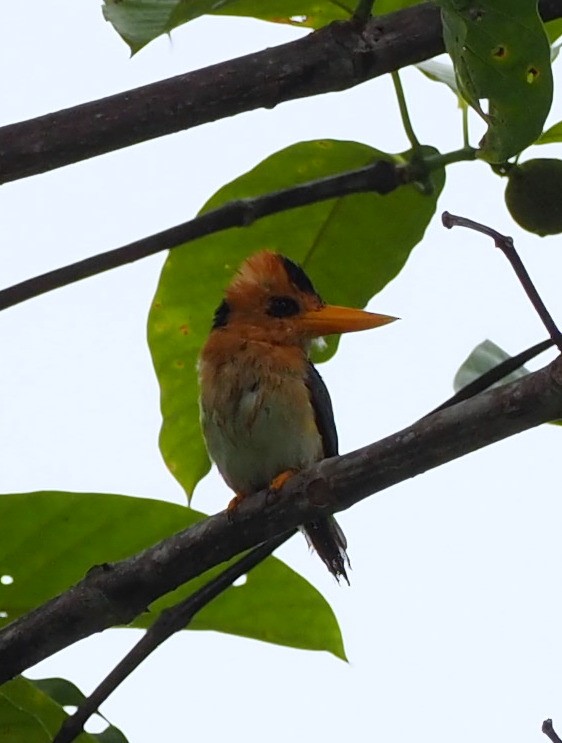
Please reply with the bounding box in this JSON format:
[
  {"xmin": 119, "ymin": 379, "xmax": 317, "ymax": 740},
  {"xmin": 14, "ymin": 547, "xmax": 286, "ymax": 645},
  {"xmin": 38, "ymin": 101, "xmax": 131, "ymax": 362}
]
[
  {"xmin": 1, "ymin": 354, "xmax": 561, "ymax": 681},
  {"xmin": 0, "ymin": 0, "xmax": 559, "ymax": 184}
]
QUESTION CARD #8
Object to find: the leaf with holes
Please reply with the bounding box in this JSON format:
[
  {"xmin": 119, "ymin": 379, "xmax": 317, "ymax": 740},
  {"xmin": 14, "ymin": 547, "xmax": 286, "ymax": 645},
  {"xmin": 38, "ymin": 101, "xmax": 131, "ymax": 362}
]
[
  {"xmin": 0, "ymin": 492, "xmax": 345, "ymax": 658},
  {"xmin": 435, "ymin": 0, "xmax": 553, "ymax": 162},
  {"xmin": 148, "ymin": 139, "xmax": 444, "ymax": 498}
]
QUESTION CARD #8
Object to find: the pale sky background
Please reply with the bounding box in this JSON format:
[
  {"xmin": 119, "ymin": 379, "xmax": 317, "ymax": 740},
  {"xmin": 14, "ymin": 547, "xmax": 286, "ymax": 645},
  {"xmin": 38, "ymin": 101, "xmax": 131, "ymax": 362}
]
[{"xmin": 2, "ymin": 3, "xmax": 562, "ymax": 742}]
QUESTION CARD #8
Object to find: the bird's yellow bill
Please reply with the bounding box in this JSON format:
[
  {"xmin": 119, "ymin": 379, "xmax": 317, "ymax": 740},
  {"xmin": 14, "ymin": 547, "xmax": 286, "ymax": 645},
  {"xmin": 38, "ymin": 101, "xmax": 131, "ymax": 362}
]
[{"xmin": 300, "ymin": 305, "xmax": 398, "ymax": 336}]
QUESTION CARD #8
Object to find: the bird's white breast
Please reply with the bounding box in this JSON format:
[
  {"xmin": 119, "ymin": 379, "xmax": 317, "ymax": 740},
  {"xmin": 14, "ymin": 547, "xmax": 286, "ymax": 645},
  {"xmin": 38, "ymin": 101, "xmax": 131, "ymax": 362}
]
[{"xmin": 199, "ymin": 355, "xmax": 323, "ymax": 496}]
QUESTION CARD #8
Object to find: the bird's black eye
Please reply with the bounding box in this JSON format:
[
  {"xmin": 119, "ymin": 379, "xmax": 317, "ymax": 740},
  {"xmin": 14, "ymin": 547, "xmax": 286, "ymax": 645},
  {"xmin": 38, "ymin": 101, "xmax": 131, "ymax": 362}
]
[{"xmin": 266, "ymin": 295, "xmax": 300, "ymax": 318}]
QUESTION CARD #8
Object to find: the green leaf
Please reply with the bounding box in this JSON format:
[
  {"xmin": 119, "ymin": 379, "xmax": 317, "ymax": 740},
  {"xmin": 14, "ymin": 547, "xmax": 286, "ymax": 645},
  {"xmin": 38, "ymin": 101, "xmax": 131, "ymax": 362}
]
[
  {"xmin": 0, "ymin": 676, "xmax": 106, "ymax": 743},
  {"xmin": 0, "ymin": 684, "xmax": 51, "ymax": 743},
  {"xmin": 30, "ymin": 677, "xmax": 128, "ymax": 743},
  {"xmin": 102, "ymin": 0, "xmax": 350, "ymax": 53},
  {"xmin": 545, "ymin": 17, "xmax": 562, "ymax": 44},
  {"xmin": 148, "ymin": 139, "xmax": 444, "ymax": 498},
  {"xmin": 141, "ymin": 549, "xmax": 346, "ymax": 657},
  {"xmin": 31, "ymin": 678, "xmax": 87, "ymax": 708},
  {"xmin": 0, "ymin": 492, "xmax": 345, "ymax": 657},
  {"xmin": 102, "ymin": 0, "xmax": 426, "ymax": 53},
  {"xmin": 453, "ymin": 339, "xmax": 529, "ymax": 391},
  {"xmin": 416, "ymin": 59, "xmax": 460, "ymax": 96},
  {"xmin": 435, "ymin": 0, "xmax": 553, "ymax": 162},
  {"xmin": 454, "ymin": 339, "xmax": 561, "ymax": 426},
  {"xmin": 536, "ymin": 121, "xmax": 562, "ymax": 145}
]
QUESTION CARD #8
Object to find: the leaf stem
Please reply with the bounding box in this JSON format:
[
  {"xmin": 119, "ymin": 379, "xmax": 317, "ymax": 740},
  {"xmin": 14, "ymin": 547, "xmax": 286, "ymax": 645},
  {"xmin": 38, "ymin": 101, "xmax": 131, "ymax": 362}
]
[
  {"xmin": 391, "ymin": 70, "xmax": 422, "ymax": 151},
  {"xmin": 424, "ymin": 146, "xmax": 477, "ymax": 170},
  {"xmin": 353, "ymin": 0, "xmax": 376, "ymax": 23},
  {"xmin": 461, "ymin": 103, "xmax": 470, "ymax": 148}
]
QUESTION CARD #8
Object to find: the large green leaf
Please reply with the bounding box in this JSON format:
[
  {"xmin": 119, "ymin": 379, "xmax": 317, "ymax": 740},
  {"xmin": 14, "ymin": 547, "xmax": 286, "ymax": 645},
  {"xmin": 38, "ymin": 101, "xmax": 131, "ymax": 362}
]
[
  {"xmin": 0, "ymin": 676, "xmax": 112, "ymax": 743},
  {"xmin": 148, "ymin": 139, "xmax": 444, "ymax": 498},
  {"xmin": 0, "ymin": 492, "xmax": 344, "ymax": 657},
  {"xmin": 435, "ymin": 0, "xmax": 553, "ymax": 162},
  {"xmin": 102, "ymin": 0, "xmax": 423, "ymax": 53}
]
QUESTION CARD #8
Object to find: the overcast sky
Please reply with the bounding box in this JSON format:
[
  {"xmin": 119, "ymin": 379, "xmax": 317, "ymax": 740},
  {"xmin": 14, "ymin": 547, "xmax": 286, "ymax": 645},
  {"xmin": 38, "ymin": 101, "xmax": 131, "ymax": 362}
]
[{"xmin": 2, "ymin": 3, "xmax": 562, "ymax": 742}]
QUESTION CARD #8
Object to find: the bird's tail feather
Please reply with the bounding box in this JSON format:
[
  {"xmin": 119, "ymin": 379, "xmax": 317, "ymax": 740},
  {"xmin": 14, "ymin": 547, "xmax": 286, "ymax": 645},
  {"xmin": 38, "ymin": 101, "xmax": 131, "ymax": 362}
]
[{"xmin": 303, "ymin": 516, "xmax": 350, "ymax": 584}]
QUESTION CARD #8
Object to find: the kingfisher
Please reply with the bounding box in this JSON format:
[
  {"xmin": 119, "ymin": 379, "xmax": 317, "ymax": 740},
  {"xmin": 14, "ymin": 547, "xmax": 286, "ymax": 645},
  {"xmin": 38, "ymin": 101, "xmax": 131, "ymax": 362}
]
[{"xmin": 198, "ymin": 251, "xmax": 396, "ymax": 583}]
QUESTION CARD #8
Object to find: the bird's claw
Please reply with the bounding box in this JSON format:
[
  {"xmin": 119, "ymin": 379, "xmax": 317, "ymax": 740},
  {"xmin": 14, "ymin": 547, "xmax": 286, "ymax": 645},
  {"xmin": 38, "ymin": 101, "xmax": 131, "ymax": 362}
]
[
  {"xmin": 227, "ymin": 493, "xmax": 246, "ymax": 523},
  {"xmin": 268, "ymin": 469, "xmax": 297, "ymax": 493}
]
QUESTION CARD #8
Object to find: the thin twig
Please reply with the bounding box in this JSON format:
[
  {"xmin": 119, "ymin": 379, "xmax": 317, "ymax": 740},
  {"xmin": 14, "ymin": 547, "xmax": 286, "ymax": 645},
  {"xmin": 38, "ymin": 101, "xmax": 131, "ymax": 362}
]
[
  {"xmin": 53, "ymin": 531, "xmax": 294, "ymax": 743},
  {"xmin": 429, "ymin": 338, "xmax": 555, "ymax": 414},
  {"xmin": 0, "ymin": 160, "xmax": 400, "ymax": 312},
  {"xmin": 543, "ymin": 719, "xmax": 562, "ymax": 743},
  {"xmin": 442, "ymin": 211, "xmax": 562, "ymax": 353}
]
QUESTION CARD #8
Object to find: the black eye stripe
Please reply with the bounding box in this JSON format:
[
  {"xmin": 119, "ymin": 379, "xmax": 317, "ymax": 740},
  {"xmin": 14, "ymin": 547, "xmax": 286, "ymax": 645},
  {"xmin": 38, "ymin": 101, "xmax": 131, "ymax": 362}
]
[
  {"xmin": 266, "ymin": 295, "xmax": 300, "ymax": 318},
  {"xmin": 212, "ymin": 299, "xmax": 230, "ymax": 328}
]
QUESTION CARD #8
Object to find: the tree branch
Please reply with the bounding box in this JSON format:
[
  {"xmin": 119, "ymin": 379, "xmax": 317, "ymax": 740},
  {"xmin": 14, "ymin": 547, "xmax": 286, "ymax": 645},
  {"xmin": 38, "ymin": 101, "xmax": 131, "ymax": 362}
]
[
  {"xmin": 0, "ymin": 159, "xmax": 401, "ymax": 311},
  {"xmin": 1, "ymin": 353, "xmax": 561, "ymax": 682},
  {"xmin": 1, "ymin": 0, "xmax": 560, "ymax": 185}
]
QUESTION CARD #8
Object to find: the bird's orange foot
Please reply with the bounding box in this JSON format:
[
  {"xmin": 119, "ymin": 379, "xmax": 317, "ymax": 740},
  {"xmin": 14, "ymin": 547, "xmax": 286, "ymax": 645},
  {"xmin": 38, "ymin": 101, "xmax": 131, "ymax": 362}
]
[
  {"xmin": 227, "ymin": 493, "xmax": 246, "ymax": 523},
  {"xmin": 268, "ymin": 469, "xmax": 298, "ymax": 493}
]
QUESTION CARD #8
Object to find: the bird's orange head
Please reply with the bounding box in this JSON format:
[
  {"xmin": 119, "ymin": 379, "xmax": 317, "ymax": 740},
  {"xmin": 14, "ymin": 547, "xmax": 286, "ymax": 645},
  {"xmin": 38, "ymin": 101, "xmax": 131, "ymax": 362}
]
[{"xmin": 210, "ymin": 251, "xmax": 396, "ymax": 346}]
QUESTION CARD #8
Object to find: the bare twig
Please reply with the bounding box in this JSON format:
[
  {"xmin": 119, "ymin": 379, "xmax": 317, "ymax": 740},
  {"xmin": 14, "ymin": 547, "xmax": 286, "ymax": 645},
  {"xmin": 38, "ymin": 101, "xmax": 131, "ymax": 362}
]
[
  {"xmin": 429, "ymin": 338, "xmax": 555, "ymax": 414},
  {"xmin": 442, "ymin": 211, "xmax": 562, "ymax": 353},
  {"xmin": 53, "ymin": 531, "xmax": 293, "ymax": 743},
  {"xmin": 0, "ymin": 160, "xmax": 399, "ymax": 312},
  {"xmin": 1, "ymin": 354, "xmax": 562, "ymax": 682},
  {"xmin": 543, "ymin": 719, "xmax": 562, "ymax": 743}
]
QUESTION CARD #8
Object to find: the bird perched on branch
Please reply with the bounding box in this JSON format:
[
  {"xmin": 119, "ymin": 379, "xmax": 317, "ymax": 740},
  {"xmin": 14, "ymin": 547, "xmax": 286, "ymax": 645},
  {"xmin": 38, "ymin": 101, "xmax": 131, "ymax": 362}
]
[{"xmin": 198, "ymin": 251, "xmax": 395, "ymax": 583}]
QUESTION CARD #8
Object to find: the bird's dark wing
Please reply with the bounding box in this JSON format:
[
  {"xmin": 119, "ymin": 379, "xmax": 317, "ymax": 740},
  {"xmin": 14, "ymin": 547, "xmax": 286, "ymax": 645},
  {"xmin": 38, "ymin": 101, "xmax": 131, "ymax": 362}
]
[
  {"xmin": 304, "ymin": 362, "xmax": 348, "ymax": 583},
  {"xmin": 305, "ymin": 361, "xmax": 339, "ymax": 458}
]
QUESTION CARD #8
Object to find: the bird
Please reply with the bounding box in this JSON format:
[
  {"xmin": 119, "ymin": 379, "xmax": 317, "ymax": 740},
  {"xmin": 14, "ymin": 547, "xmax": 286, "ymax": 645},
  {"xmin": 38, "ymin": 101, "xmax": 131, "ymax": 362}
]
[{"xmin": 198, "ymin": 251, "xmax": 396, "ymax": 583}]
